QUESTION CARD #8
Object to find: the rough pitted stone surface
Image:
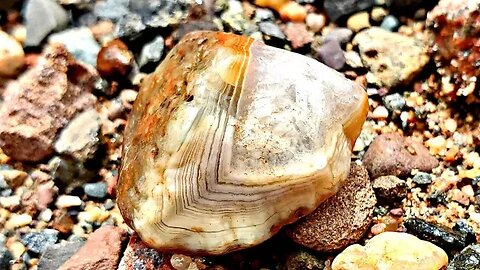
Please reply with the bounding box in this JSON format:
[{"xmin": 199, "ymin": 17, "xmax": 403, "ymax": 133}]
[
  {"xmin": 0, "ymin": 45, "xmax": 98, "ymax": 162},
  {"xmin": 372, "ymin": 175, "xmax": 407, "ymax": 202},
  {"xmin": 288, "ymin": 163, "xmax": 376, "ymax": 252},
  {"xmin": 118, "ymin": 233, "xmax": 168, "ymax": 270},
  {"xmin": 332, "ymin": 232, "xmax": 448, "ymax": 270},
  {"xmin": 59, "ymin": 226, "xmax": 128, "ymax": 270},
  {"xmin": 447, "ymin": 244, "xmax": 480, "ymax": 270},
  {"xmin": 353, "ymin": 27, "xmax": 430, "ymax": 88},
  {"xmin": 38, "ymin": 241, "xmax": 85, "ymax": 270},
  {"xmin": 363, "ymin": 133, "xmax": 439, "ymax": 179}
]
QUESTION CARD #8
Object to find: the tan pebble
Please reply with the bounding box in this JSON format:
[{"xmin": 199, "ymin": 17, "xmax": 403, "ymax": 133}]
[
  {"xmin": 306, "ymin": 13, "xmax": 326, "ymax": 32},
  {"xmin": 171, "ymin": 254, "xmax": 194, "ymax": 270},
  {"xmin": 371, "ymin": 7, "xmax": 387, "ymax": 22},
  {"xmin": 55, "ymin": 195, "xmax": 82, "ymax": 208},
  {"xmin": 425, "ymin": 136, "xmax": 446, "ymax": 155},
  {"xmin": 279, "ymin": 2, "xmax": 307, "ymax": 22},
  {"xmin": 1, "ymin": 170, "xmax": 28, "ymax": 189},
  {"xmin": 5, "ymin": 213, "xmax": 32, "ymax": 230},
  {"xmin": 0, "ymin": 30, "xmax": 25, "ymax": 77},
  {"xmin": 332, "ymin": 232, "xmax": 448, "ymax": 270},
  {"xmin": 9, "ymin": 25, "xmax": 26, "ymax": 45},
  {"xmin": 8, "ymin": 241, "xmax": 26, "ymax": 260},
  {"xmin": 443, "ymin": 118, "xmax": 457, "ymax": 133},
  {"xmin": 461, "ymin": 185, "xmax": 475, "ymax": 199},
  {"xmin": 0, "ymin": 195, "xmax": 20, "ymax": 208},
  {"xmin": 347, "ymin": 12, "xmax": 370, "ymax": 32},
  {"xmin": 72, "ymin": 224, "xmax": 86, "ymax": 237},
  {"xmin": 371, "ymin": 223, "xmax": 386, "ymax": 235},
  {"xmin": 371, "ymin": 106, "xmax": 389, "ymax": 120}
]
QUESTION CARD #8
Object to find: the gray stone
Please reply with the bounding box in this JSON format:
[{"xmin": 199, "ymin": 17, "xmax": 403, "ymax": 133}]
[
  {"xmin": 380, "ymin": 15, "xmax": 400, "ymax": 31},
  {"xmin": 114, "ymin": 12, "xmax": 146, "ymax": 41},
  {"xmin": 285, "ymin": 250, "xmax": 324, "ymax": 270},
  {"xmin": 323, "ymin": 0, "xmax": 374, "ymax": 22},
  {"xmin": 93, "ymin": 0, "xmax": 129, "ymax": 21},
  {"xmin": 48, "ymin": 156, "xmax": 96, "ymax": 192},
  {"xmin": 21, "ymin": 229, "xmax": 59, "ymax": 254},
  {"xmin": 383, "ymin": 93, "xmax": 405, "ymax": 112},
  {"xmin": 412, "ymin": 172, "xmax": 433, "ymax": 185},
  {"xmin": 83, "ymin": 182, "xmax": 108, "ymax": 199},
  {"xmin": 38, "ymin": 241, "xmax": 85, "ymax": 270},
  {"xmin": 258, "ymin": 22, "xmax": 286, "ymax": 40},
  {"xmin": 324, "ymin": 28, "xmax": 353, "ymax": 44},
  {"xmin": 254, "ymin": 8, "xmax": 275, "ymax": 22},
  {"xmin": 139, "ymin": 36, "xmax": 165, "ymax": 71},
  {"xmin": 315, "ymin": 40, "xmax": 345, "ymax": 70},
  {"xmin": 24, "ymin": 0, "xmax": 69, "ymax": 47},
  {"xmin": 447, "ymin": 244, "xmax": 480, "ymax": 270},
  {"xmin": 49, "ymin": 28, "xmax": 100, "ymax": 67}
]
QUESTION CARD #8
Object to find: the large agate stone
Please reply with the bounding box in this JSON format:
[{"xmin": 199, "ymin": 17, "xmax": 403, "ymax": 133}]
[{"xmin": 117, "ymin": 31, "xmax": 368, "ymax": 255}]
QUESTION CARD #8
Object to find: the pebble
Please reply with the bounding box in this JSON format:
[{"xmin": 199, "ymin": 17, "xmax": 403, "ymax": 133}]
[
  {"xmin": 113, "ymin": 12, "xmax": 146, "ymax": 41},
  {"xmin": 139, "ymin": 36, "xmax": 165, "ymax": 72},
  {"xmin": 21, "ymin": 229, "xmax": 59, "ymax": 254},
  {"xmin": 258, "ymin": 21, "xmax": 286, "ymax": 41},
  {"xmin": 0, "ymin": 246, "xmax": 13, "ymax": 269},
  {"xmin": 425, "ymin": 136, "xmax": 447, "ymax": 155},
  {"xmin": 283, "ymin": 23, "xmax": 313, "ymax": 50},
  {"xmin": 371, "ymin": 7, "xmax": 387, "ymax": 22},
  {"xmin": 278, "ymin": 2, "xmax": 307, "ymax": 22},
  {"xmin": 0, "ymin": 195, "xmax": 21, "ymax": 209},
  {"xmin": 117, "ymin": 233, "xmax": 165, "ymax": 270},
  {"xmin": 353, "ymin": 27, "xmax": 430, "ymax": 88},
  {"xmin": 344, "ymin": 51, "xmax": 363, "ymax": 68},
  {"xmin": 38, "ymin": 209, "xmax": 53, "ymax": 222},
  {"xmin": 5, "ymin": 214, "xmax": 32, "ymax": 230},
  {"xmin": 48, "ymin": 28, "xmax": 101, "ymax": 67},
  {"xmin": 59, "ymin": 226, "xmax": 127, "ymax": 270},
  {"xmin": 363, "ymin": 133, "xmax": 439, "ymax": 179},
  {"xmin": 254, "ymin": 8, "xmax": 275, "ymax": 22},
  {"xmin": 404, "ymin": 218, "xmax": 468, "ymax": 251},
  {"xmin": 332, "ymin": 232, "xmax": 448, "ymax": 270},
  {"xmin": 52, "ymin": 211, "xmax": 75, "ymax": 234},
  {"xmin": 289, "ymin": 164, "xmax": 376, "ymax": 252},
  {"xmin": 77, "ymin": 204, "xmax": 110, "ymax": 224},
  {"xmin": 0, "ymin": 169, "xmax": 28, "ymax": 190},
  {"xmin": 305, "ymin": 13, "xmax": 326, "ymax": 33},
  {"xmin": 8, "ymin": 241, "xmax": 26, "ymax": 260},
  {"xmin": 24, "ymin": 0, "xmax": 68, "ymax": 47},
  {"xmin": 380, "ymin": 15, "xmax": 400, "ymax": 31},
  {"xmin": 447, "ymin": 244, "xmax": 480, "ymax": 270},
  {"xmin": 220, "ymin": 1, "xmax": 251, "ymax": 34},
  {"xmin": 324, "ymin": 28, "xmax": 353, "ymax": 44},
  {"xmin": 55, "ymin": 195, "xmax": 83, "ymax": 209},
  {"xmin": 323, "ymin": 0, "xmax": 374, "ymax": 22},
  {"xmin": 315, "ymin": 40, "xmax": 346, "ymax": 70},
  {"xmin": 83, "ymin": 182, "xmax": 108, "ymax": 199},
  {"xmin": 0, "ymin": 30, "xmax": 25, "ymax": 77},
  {"xmin": 170, "ymin": 254, "xmax": 195, "ymax": 270},
  {"xmin": 383, "ymin": 93, "xmax": 405, "ymax": 112},
  {"xmin": 97, "ymin": 39, "xmax": 134, "ymax": 81},
  {"xmin": 49, "ymin": 156, "xmax": 95, "ymax": 193},
  {"xmin": 285, "ymin": 250, "xmax": 324, "ymax": 270},
  {"xmin": 372, "ymin": 175, "xmax": 407, "ymax": 202},
  {"xmin": 38, "ymin": 241, "xmax": 85, "ymax": 270},
  {"xmin": 371, "ymin": 105, "xmax": 389, "ymax": 120},
  {"xmin": 412, "ymin": 172, "xmax": 433, "ymax": 185},
  {"xmin": 347, "ymin": 12, "xmax": 371, "ymax": 32}
]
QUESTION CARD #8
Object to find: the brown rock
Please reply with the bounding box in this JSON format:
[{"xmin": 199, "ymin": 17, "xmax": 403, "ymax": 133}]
[
  {"xmin": 97, "ymin": 39, "xmax": 134, "ymax": 81},
  {"xmin": 59, "ymin": 226, "xmax": 128, "ymax": 270},
  {"xmin": 288, "ymin": 163, "xmax": 376, "ymax": 253},
  {"xmin": 372, "ymin": 175, "xmax": 407, "ymax": 202},
  {"xmin": 283, "ymin": 23, "xmax": 314, "ymax": 50},
  {"xmin": 1, "ymin": 169, "xmax": 28, "ymax": 189},
  {"xmin": 363, "ymin": 133, "xmax": 439, "ymax": 179},
  {"xmin": 0, "ymin": 44, "xmax": 98, "ymax": 162},
  {"xmin": 118, "ymin": 233, "xmax": 171, "ymax": 270}
]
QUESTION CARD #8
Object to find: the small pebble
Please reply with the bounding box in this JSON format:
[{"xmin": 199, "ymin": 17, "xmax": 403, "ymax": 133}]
[
  {"xmin": 39, "ymin": 209, "xmax": 53, "ymax": 222},
  {"xmin": 306, "ymin": 13, "xmax": 326, "ymax": 33},
  {"xmin": 371, "ymin": 106, "xmax": 389, "ymax": 120},
  {"xmin": 371, "ymin": 7, "xmax": 387, "ymax": 22},
  {"xmin": 324, "ymin": 28, "xmax": 353, "ymax": 44},
  {"xmin": 279, "ymin": 2, "xmax": 307, "ymax": 22},
  {"xmin": 21, "ymin": 229, "xmax": 59, "ymax": 254},
  {"xmin": 315, "ymin": 40, "xmax": 346, "ymax": 70},
  {"xmin": 380, "ymin": 15, "xmax": 400, "ymax": 31},
  {"xmin": 425, "ymin": 136, "xmax": 447, "ymax": 155},
  {"xmin": 5, "ymin": 214, "xmax": 32, "ymax": 230},
  {"xmin": 0, "ymin": 30, "xmax": 25, "ymax": 77},
  {"xmin": 8, "ymin": 241, "xmax": 26, "ymax": 260},
  {"xmin": 138, "ymin": 36, "xmax": 165, "ymax": 71},
  {"xmin": 170, "ymin": 254, "xmax": 195, "ymax": 270},
  {"xmin": 412, "ymin": 172, "xmax": 433, "ymax": 185},
  {"xmin": 97, "ymin": 39, "xmax": 134, "ymax": 81},
  {"xmin": 55, "ymin": 195, "xmax": 82, "ymax": 208},
  {"xmin": 383, "ymin": 93, "xmax": 405, "ymax": 112},
  {"xmin": 83, "ymin": 182, "xmax": 108, "ymax": 199},
  {"xmin": 347, "ymin": 12, "xmax": 371, "ymax": 32},
  {"xmin": 0, "ymin": 195, "xmax": 20, "ymax": 209}
]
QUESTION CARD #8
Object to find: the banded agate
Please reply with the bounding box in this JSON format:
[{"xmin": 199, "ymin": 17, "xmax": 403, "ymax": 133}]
[{"xmin": 117, "ymin": 31, "xmax": 368, "ymax": 255}]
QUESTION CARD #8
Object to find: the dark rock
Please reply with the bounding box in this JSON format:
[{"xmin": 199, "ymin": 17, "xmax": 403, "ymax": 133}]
[
  {"xmin": 412, "ymin": 172, "xmax": 433, "ymax": 185},
  {"xmin": 380, "ymin": 15, "xmax": 400, "ymax": 31},
  {"xmin": 83, "ymin": 182, "xmax": 108, "ymax": 199},
  {"xmin": 363, "ymin": 133, "xmax": 439, "ymax": 179},
  {"xmin": 21, "ymin": 229, "xmax": 59, "ymax": 254},
  {"xmin": 118, "ymin": 233, "xmax": 166, "ymax": 270},
  {"xmin": 138, "ymin": 36, "xmax": 164, "ymax": 71},
  {"xmin": 404, "ymin": 218, "xmax": 467, "ymax": 252},
  {"xmin": 114, "ymin": 12, "xmax": 146, "ymax": 41},
  {"xmin": 0, "ymin": 246, "xmax": 13, "ymax": 269},
  {"xmin": 288, "ymin": 163, "xmax": 376, "ymax": 252},
  {"xmin": 447, "ymin": 244, "xmax": 480, "ymax": 270},
  {"xmin": 285, "ymin": 250, "xmax": 324, "ymax": 270},
  {"xmin": 54, "ymin": 109, "xmax": 101, "ymax": 162},
  {"xmin": 259, "ymin": 21, "xmax": 286, "ymax": 41},
  {"xmin": 383, "ymin": 93, "xmax": 405, "ymax": 112},
  {"xmin": 324, "ymin": 28, "xmax": 353, "ymax": 44},
  {"xmin": 0, "ymin": 45, "xmax": 98, "ymax": 162},
  {"xmin": 372, "ymin": 175, "xmax": 407, "ymax": 202},
  {"xmin": 38, "ymin": 241, "xmax": 85, "ymax": 270},
  {"xmin": 427, "ymin": 190, "xmax": 448, "ymax": 206},
  {"xmin": 315, "ymin": 40, "xmax": 345, "ymax": 70},
  {"xmin": 453, "ymin": 220, "xmax": 477, "ymax": 246},
  {"xmin": 48, "ymin": 156, "xmax": 96, "ymax": 192},
  {"xmin": 323, "ymin": 0, "xmax": 374, "ymax": 22},
  {"xmin": 24, "ymin": 0, "xmax": 69, "ymax": 47},
  {"xmin": 48, "ymin": 28, "xmax": 101, "ymax": 67},
  {"xmin": 97, "ymin": 39, "xmax": 134, "ymax": 81},
  {"xmin": 254, "ymin": 8, "xmax": 275, "ymax": 22},
  {"xmin": 59, "ymin": 226, "xmax": 128, "ymax": 270}
]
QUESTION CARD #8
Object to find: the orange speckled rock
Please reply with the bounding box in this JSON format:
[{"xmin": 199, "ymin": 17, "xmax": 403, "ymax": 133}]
[{"xmin": 117, "ymin": 31, "xmax": 368, "ymax": 255}]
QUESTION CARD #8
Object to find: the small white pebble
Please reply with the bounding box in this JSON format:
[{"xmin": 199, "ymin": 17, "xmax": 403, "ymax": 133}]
[
  {"xmin": 0, "ymin": 195, "xmax": 20, "ymax": 208},
  {"xmin": 371, "ymin": 106, "xmax": 389, "ymax": 120},
  {"xmin": 39, "ymin": 209, "xmax": 53, "ymax": 222},
  {"xmin": 5, "ymin": 214, "xmax": 32, "ymax": 230},
  {"xmin": 55, "ymin": 195, "xmax": 82, "ymax": 208},
  {"xmin": 171, "ymin": 254, "xmax": 193, "ymax": 270}
]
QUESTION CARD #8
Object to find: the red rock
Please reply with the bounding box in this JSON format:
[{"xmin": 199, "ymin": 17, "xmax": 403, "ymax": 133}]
[
  {"xmin": 59, "ymin": 226, "xmax": 128, "ymax": 270},
  {"xmin": 363, "ymin": 133, "xmax": 439, "ymax": 179},
  {"xmin": 0, "ymin": 44, "xmax": 98, "ymax": 162},
  {"xmin": 283, "ymin": 22, "xmax": 313, "ymax": 50},
  {"xmin": 118, "ymin": 233, "xmax": 172, "ymax": 270},
  {"xmin": 35, "ymin": 180, "xmax": 56, "ymax": 210}
]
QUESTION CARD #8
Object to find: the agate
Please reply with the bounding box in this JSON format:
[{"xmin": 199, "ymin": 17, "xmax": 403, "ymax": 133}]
[{"xmin": 117, "ymin": 31, "xmax": 368, "ymax": 255}]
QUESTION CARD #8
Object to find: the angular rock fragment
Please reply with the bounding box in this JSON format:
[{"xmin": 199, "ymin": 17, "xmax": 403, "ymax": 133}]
[
  {"xmin": 0, "ymin": 45, "xmax": 98, "ymax": 162},
  {"xmin": 117, "ymin": 31, "xmax": 368, "ymax": 255},
  {"xmin": 118, "ymin": 233, "xmax": 167, "ymax": 270}
]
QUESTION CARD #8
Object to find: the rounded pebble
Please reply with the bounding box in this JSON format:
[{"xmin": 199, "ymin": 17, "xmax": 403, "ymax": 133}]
[{"xmin": 0, "ymin": 30, "xmax": 25, "ymax": 77}]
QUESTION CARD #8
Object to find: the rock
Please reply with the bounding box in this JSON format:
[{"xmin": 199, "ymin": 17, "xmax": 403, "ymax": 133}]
[
  {"xmin": 34, "ymin": 180, "xmax": 56, "ymax": 210},
  {"xmin": 221, "ymin": 0, "xmax": 252, "ymax": 34},
  {"xmin": 345, "ymin": 51, "xmax": 363, "ymax": 68},
  {"xmin": 113, "ymin": 12, "xmax": 146, "ymax": 41},
  {"xmin": 0, "ymin": 246, "xmax": 13, "ymax": 270},
  {"xmin": 352, "ymin": 27, "xmax": 430, "ymax": 88},
  {"xmin": 288, "ymin": 164, "xmax": 376, "ymax": 252},
  {"xmin": 323, "ymin": 0, "xmax": 374, "ymax": 22},
  {"xmin": 97, "ymin": 39, "xmax": 134, "ymax": 81},
  {"xmin": 254, "ymin": 8, "xmax": 275, "ymax": 22},
  {"xmin": 347, "ymin": 12, "xmax": 371, "ymax": 32},
  {"xmin": 324, "ymin": 28, "xmax": 353, "ymax": 44},
  {"xmin": 412, "ymin": 172, "xmax": 433, "ymax": 185},
  {"xmin": 5, "ymin": 214, "xmax": 32, "ymax": 230},
  {"xmin": 0, "ymin": 30, "xmax": 25, "ymax": 77},
  {"xmin": 363, "ymin": 133, "xmax": 439, "ymax": 179},
  {"xmin": 21, "ymin": 229, "xmax": 59, "ymax": 254},
  {"xmin": 93, "ymin": 0, "xmax": 129, "ymax": 21},
  {"xmin": 24, "ymin": 0, "xmax": 69, "ymax": 47},
  {"xmin": 0, "ymin": 195, "xmax": 21, "ymax": 209},
  {"xmin": 315, "ymin": 40, "xmax": 346, "ymax": 70},
  {"xmin": 83, "ymin": 182, "xmax": 108, "ymax": 199},
  {"xmin": 380, "ymin": 15, "xmax": 400, "ymax": 31},
  {"xmin": 259, "ymin": 21, "xmax": 286, "ymax": 42},
  {"xmin": 283, "ymin": 23, "xmax": 313, "ymax": 50},
  {"xmin": 447, "ymin": 244, "xmax": 480, "ymax": 270},
  {"xmin": 52, "ymin": 210, "xmax": 75, "ymax": 234},
  {"xmin": 427, "ymin": 0, "xmax": 480, "ymax": 93},
  {"xmin": 0, "ymin": 45, "xmax": 98, "ymax": 162},
  {"xmin": 117, "ymin": 233, "xmax": 166, "ymax": 270},
  {"xmin": 285, "ymin": 250, "xmax": 324, "ymax": 270},
  {"xmin": 331, "ymin": 232, "xmax": 448, "ymax": 270},
  {"xmin": 305, "ymin": 13, "xmax": 326, "ymax": 33},
  {"xmin": 48, "ymin": 28, "xmax": 101, "ymax": 67},
  {"xmin": 383, "ymin": 93, "xmax": 405, "ymax": 112},
  {"xmin": 278, "ymin": 2, "xmax": 307, "ymax": 22},
  {"xmin": 404, "ymin": 218, "xmax": 468, "ymax": 251},
  {"xmin": 371, "ymin": 7, "xmax": 387, "ymax": 22},
  {"xmin": 59, "ymin": 226, "xmax": 128, "ymax": 270},
  {"xmin": 54, "ymin": 109, "xmax": 101, "ymax": 162},
  {"xmin": 372, "ymin": 175, "xmax": 407, "ymax": 202},
  {"xmin": 48, "ymin": 156, "xmax": 96, "ymax": 192},
  {"xmin": 453, "ymin": 220, "xmax": 477, "ymax": 245},
  {"xmin": 371, "ymin": 105, "xmax": 389, "ymax": 120},
  {"xmin": 55, "ymin": 195, "xmax": 82, "ymax": 208},
  {"xmin": 0, "ymin": 169, "xmax": 28, "ymax": 190},
  {"xmin": 138, "ymin": 36, "xmax": 165, "ymax": 71},
  {"xmin": 38, "ymin": 241, "xmax": 85, "ymax": 270}
]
